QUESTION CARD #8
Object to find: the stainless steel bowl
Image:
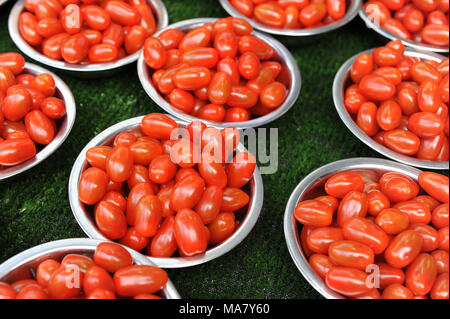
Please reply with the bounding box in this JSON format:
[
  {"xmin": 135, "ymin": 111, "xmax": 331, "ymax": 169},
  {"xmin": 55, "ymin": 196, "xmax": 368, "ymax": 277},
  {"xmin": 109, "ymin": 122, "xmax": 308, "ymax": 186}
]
[
  {"xmin": 0, "ymin": 0, "xmax": 9, "ymax": 7},
  {"xmin": 68, "ymin": 115, "xmax": 264, "ymax": 268},
  {"xmin": 0, "ymin": 238, "xmax": 181, "ymax": 298},
  {"xmin": 219, "ymin": 0, "xmax": 360, "ymax": 42},
  {"xmin": 359, "ymin": 8, "xmax": 449, "ymax": 53},
  {"xmin": 284, "ymin": 157, "xmax": 423, "ymax": 299},
  {"xmin": 8, "ymin": 0, "xmax": 169, "ymax": 77},
  {"xmin": 333, "ymin": 47, "xmax": 449, "ymax": 170},
  {"xmin": 137, "ymin": 17, "xmax": 301, "ymax": 129},
  {"xmin": 0, "ymin": 62, "xmax": 76, "ymax": 181}
]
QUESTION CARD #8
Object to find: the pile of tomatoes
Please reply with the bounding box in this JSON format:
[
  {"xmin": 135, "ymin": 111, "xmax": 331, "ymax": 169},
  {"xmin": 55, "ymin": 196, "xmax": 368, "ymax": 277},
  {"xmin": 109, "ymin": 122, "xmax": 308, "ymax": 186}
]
[
  {"xmin": 229, "ymin": 0, "xmax": 347, "ymax": 29},
  {"xmin": 0, "ymin": 52, "xmax": 66, "ymax": 167},
  {"xmin": 78, "ymin": 113, "xmax": 256, "ymax": 257},
  {"xmin": 0, "ymin": 242, "xmax": 168, "ymax": 299},
  {"xmin": 20, "ymin": 0, "xmax": 158, "ymax": 64},
  {"xmin": 364, "ymin": 0, "xmax": 449, "ymax": 46},
  {"xmin": 295, "ymin": 169, "xmax": 449, "ymax": 299},
  {"xmin": 144, "ymin": 17, "xmax": 288, "ymax": 123},
  {"xmin": 345, "ymin": 40, "xmax": 449, "ymax": 162}
]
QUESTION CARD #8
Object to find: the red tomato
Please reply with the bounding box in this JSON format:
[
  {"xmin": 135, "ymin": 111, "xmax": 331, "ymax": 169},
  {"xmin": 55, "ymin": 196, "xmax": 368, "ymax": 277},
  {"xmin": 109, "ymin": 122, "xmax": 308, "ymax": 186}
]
[
  {"xmin": 394, "ymin": 201, "xmax": 431, "ymax": 224},
  {"xmin": 16, "ymin": 284, "xmax": 48, "ymax": 299},
  {"xmin": 36, "ymin": 259, "xmax": 60, "ymax": 288},
  {"xmin": 41, "ymin": 97, "xmax": 66, "ymax": 119},
  {"xmin": 359, "ymin": 74, "xmax": 396, "ymax": 101},
  {"xmin": 307, "ymin": 227, "xmax": 344, "ymax": 254},
  {"xmin": 103, "ymin": 1, "xmax": 141, "ymax": 26},
  {"xmin": 19, "ymin": 12, "xmax": 42, "ymax": 46},
  {"xmin": 376, "ymin": 262, "xmax": 406, "ymax": 289},
  {"xmin": 342, "ymin": 217, "xmax": 390, "ymax": 254},
  {"xmin": 149, "ymin": 216, "xmax": 178, "ymax": 257},
  {"xmin": 385, "ymin": 230, "xmax": 423, "ymax": 268},
  {"xmin": 61, "ymin": 33, "xmax": 90, "ymax": 63},
  {"xmin": 95, "ymin": 200, "xmax": 127, "ymax": 239},
  {"xmin": 47, "ymin": 267, "xmax": 83, "ymax": 299},
  {"xmin": 221, "ymin": 187, "xmax": 250, "ymax": 211},
  {"xmin": 119, "ymin": 227, "xmax": 150, "ymax": 251},
  {"xmin": 83, "ymin": 266, "xmax": 115, "ymax": 296},
  {"xmin": 25, "ymin": 110, "xmax": 55, "ymax": 145},
  {"xmin": 174, "ymin": 208, "xmax": 208, "ymax": 256},
  {"xmin": 170, "ymin": 174, "xmax": 205, "ymax": 211},
  {"xmin": 418, "ymin": 172, "xmax": 449, "ymax": 203},
  {"xmin": 325, "ymin": 267, "xmax": 372, "ymax": 297},
  {"xmin": 178, "ymin": 26, "xmax": 211, "ymax": 53},
  {"xmin": 432, "ymin": 204, "xmax": 449, "ymax": 229},
  {"xmin": 208, "ymin": 212, "xmax": 236, "ymax": 244},
  {"xmin": 405, "ymin": 253, "xmax": 437, "ymax": 295},
  {"xmin": 2, "ymin": 86, "xmax": 31, "ymax": 121},
  {"xmin": 430, "ymin": 272, "xmax": 449, "ymax": 299},
  {"xmin": 135, "ymin": 194, "xmax": 163, "ymax": 237},
  {"xmin": 381, "ymin": 283, "xmax": 414, "ymax": 299},
  {"xmin": 438, "ymin": 227, "xmax": 449, "ymax": 251},
  {"xmin": 87, "ymin": 288, "xmax": 115, "ymax": 299},
  {"xmin": 309, "ymin": 253, "xmax": 334, "ymax": 279},
  {"xmin": 0, "ymin": 53, "xmax": 25, "ymax": 75},
  {"xmin": 376, "ymin": 208, "xmax": 409, "ymax": 234},
  {"xmin": 376, "ymin": 100, "xmax": 402, "ymax": 131},
  {"xmin": 195, "ymin": 186, "xmax": 223, "ymax": 224},
  {"xmin": 328, "ymin": 240, "xmax": 375, "ymax": 270},
  {"xmin": 60, "ymin": 4, "xmax": 82, "ymax": 34},
  {"xmin": 408, "ymin": 223, "xmax": 439, "ymax": 252},
  {"xmin": 367, "ymin": 190, "xmax": 390, "ymax": 216},
  {"xmin": 88, "ymin": 43, "xmax": 118, "ymax": 63},
  {"xmin": 93, "ymin": 242, "xmax": 132, "ymax": 273},
  {"xmin": 78, "ymin": 167, "xmax": 109, "ymax": 205},
  {"xmin": 238, "ymin": 35, "xmax": 273, "ymax": 60},
  {"xmin": 106, "ymin": 145, "xmax": 133, "ymax": 183},
  {"xmin": 113, "ymin": 265, "xmax": 168, "ymax": 297},
  {"xmin": 294, "ymin": 200, "xmax": 333, "ymax": 227},
  {"xmin": 299, "ymin": 3, "xmax": 327, "ymax": 26}
]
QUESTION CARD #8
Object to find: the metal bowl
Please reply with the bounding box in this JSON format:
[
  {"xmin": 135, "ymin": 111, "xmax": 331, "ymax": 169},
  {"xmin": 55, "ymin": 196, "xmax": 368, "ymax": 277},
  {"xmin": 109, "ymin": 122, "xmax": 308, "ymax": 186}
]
[
  {"xmin": 219, "ymin": 0, "xmax": 361, "ymax": 42},
  {"xmin": 68, "ymin": 115, "xmax": 264, "ymax": 268},
  {"xmin": 284, "ymin": 157, "xmax": 423, "ymax": 299},
  {"xmin": 0, "ymin": 0, "xmax": 9, "ymax": 7},
  {"xmin": 0, "ymin": 238, "xmax": 181, "ymax": 298},
  {"xmin": 137, "ymin": 17, "xmax": 301, "ymax": 129},
  {"xmin": 0, "ymin": 62, "xmax": 76, "ymax": 181},
  {"xmin": 333, "ymin": 47, "xmax": 449, "ymax": 170},
  {"xmin": 359, "ymin": 8, "xmax": 449, "ymax": 53},
  {"xmin": 8, "ymin": 0, "xmax": 169, "ymax": 77}
]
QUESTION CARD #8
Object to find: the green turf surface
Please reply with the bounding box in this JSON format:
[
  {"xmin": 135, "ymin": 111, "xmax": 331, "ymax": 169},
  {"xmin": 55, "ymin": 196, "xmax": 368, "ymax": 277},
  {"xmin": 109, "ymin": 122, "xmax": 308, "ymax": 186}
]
[{"xmin": 0, "ymin": 0, "xmax": 447, "ymax": 299}]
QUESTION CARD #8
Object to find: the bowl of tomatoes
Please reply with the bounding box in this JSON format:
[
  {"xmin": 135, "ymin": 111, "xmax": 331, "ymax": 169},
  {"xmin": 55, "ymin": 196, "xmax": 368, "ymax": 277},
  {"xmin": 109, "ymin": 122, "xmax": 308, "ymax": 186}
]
[
  {"xmin": 68, "ymin": 113, "xmax": 264, "ymax": 268},
  {"xmin": 0, "ymin": 52, "xmax": 76, "ymax": 180},
  {"xmin": 359, "ymin": 0, "xmax": 449, "ymax": 53},
  {"xmin": 333, "ymin": 41, "xmax": 449, "ymax": 170},
  {"xmin": 8, "ymin": 0, "xmax": 169, "ymax": 77},
  {"xmin": 0, "ymin": 238, "xmax": 181, "ymax": 299},
  {"xmin": 219, "ymin": 0, "xmax": 361, "ymax": 41},
  {"xmin": 284, "ymin": 157, "xmax": 449, "ymax": 299},
  {"xmin": 137, "ymin": 17, "xmax": 301, "ymax": 129}
]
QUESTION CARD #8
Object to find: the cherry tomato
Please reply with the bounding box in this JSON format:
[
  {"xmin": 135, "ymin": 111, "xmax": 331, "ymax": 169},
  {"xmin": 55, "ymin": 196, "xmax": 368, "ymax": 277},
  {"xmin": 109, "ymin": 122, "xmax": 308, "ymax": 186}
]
[
  {"xmin": 432, "ymin": 204, "xmax": 449, "ymax": 229},
  {"xmin": 309, "ymin": 253, "xmax": 334, "ymax": 279},
  {"xmin": 47, "ymin": 266, "xmax": 83, "ymax": 299},
  {"xmin": 430, "ymin": 272, "xmax": 449, "ymax": 299},
  {"xmin": 83, "ymin": 266, "xmax": 115, "ymax": 296},
  {"xmin": 342, "ymin": 217, "xmax": 390, "ymax": 254},
  {"xmin": 418, "ymin": 172, "xmax": 449, "ymax": 203},
  {"xmin": 405, "ymin": 253, "xmax": 437, "ymax": 295},
  {"xmin": 385, "ymin": 230, "xmax": 423, "ymax": 268},
  {"xmin": 135, "ymin": 194, "xmax": 162, "ymax": 237},
  {"xmin": 170, "ymin": 174, "xmax": 205, "ymax": 211},
  {"xmin": 337, "ymin": 191, "xmax": 368, "ymax": 227},
  {"xmin": 359, "ymin": 74, "xmax": 396, "ymax": 101},
  {"xmin": 93, "ymin": 242, "xmax": 132, "ymax": 273},
  {"xmin": 104, "ymin": 1, "xmax": 140, "ymax": 26},
  {"xmin": 78, "ymin": 167, "xmax": 109, "ymax": 205},
  {"xmin": 61, "ymin": 33, "xmax": 90, "ymax": 63},
  {"xmin": 221, "ymin": 187, "xmax": 249, "ymax": 211},
  {"xmin": 376, "ymin": 208, "xmax": 409, "ymax": 234},
  {"xmin": 106, "ymin": 145, "xmax": 133, "ymax": 182},
  {"xmin": 95, "ymin": 200, "xmax": 127, "ymax": 239},
  {"xmin": 149, "ymin": 216, "xmax": 177, "ymax": 257},
  {"xmin": 307, "ymin": 227, "xmax": 344, "ymax": 254},
  {"xmin": 36, "ymin": 259, "xmax": 60, "ymax": 288},
  {"xmin": 174, "ymin": 208, "xmax": 208, "ymax": 256},
  {"xmin": 325, "ymin": 267, "xmax": 372, "ymax": 297},
  {"xmin": 381, "ymin": 283, "xmax": 414, "ymax": 299},
  {"xmin": 408, "ymin": 223, "xmax": 439, "ymax": 252},
  {"xmin": 113, "ymin": 265, "xmax": 168, "ymax": 297},
  {"xmin": 376, "ymin": 262, "xmax": 405, "ymax": 289}
]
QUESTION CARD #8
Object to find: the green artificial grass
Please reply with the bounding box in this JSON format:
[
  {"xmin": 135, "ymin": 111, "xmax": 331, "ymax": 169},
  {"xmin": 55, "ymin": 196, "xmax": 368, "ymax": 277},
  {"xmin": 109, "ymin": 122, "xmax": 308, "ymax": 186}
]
[{"xmin": 0, "ymin": 0, "xmax": 447, "ymax": 299}]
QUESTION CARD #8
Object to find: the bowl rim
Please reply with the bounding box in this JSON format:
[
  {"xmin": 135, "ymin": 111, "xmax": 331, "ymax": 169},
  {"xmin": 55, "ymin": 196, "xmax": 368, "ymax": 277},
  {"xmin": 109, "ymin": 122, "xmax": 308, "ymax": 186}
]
[
  {"xmin": 0, "ymin": 238, "xmax": 181, "ymax": 298},
  {"xmin": 8, "ymin": 0, "xmax": 169, "ymax": 73},
  {"xmin": 283, "ymin": 157, "xmax": 424, "ymax": 299},
  {"xmin": 68, "ymin": 115, "xmax": 264, "ymax": 268},
  {"xmin": 219, "ymin": 0, "xmax": 361, "ymax": 37},
  {"xmin": 0, "ymin": 0, "xmax": 9, "ymax": 6},
  {"xmin": 332, "ymin": 47, "xmax": 449, "ymax": 170},
  {"xmin": 358, "ymin": 8, "xmax": 449, "ymax": 53},
  {"xmin": 0, "ymin": 62, "xmax": 77, "ymax": 181},
  {"xmin": 137, "ymin": 17, "xmax": 302, "ymax": 129}
]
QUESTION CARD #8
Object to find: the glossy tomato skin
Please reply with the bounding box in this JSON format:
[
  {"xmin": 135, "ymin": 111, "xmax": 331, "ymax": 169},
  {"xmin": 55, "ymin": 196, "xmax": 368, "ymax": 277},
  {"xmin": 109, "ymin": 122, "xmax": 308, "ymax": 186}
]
[
  {"xmin": 208, "ymin": 212, "xmax": 236, "ymax": 244},
  {"xmin": 328, "ymin": 240, "xmax": 375, "ymax": 270},
  {"xmin": 418, "ymin": 172, "xmax": 449, "ymax": 203},
  {"xmin": 174, "ymin": 208, "xmax": 208, "ymax": 256},
  {"xmin": 337, "ymin": 191, "xmax": 368, "ymax": 227},
  {"xmin": 325, "ymin": 267, "xmax": 372, "ymax": 297},
  {"xmin": 170, "ymin": 174, "xmax": 205, "ymax": 212},
  {"xmin": 135, "ymin": 194, "xmax": 163, "ymax": 237},
  {"xmin": 432, "ymin": 204, "xmax": 449, "ymax": 229},
  {"xmin": 119, "ymin": 227, "xmax": 150, "ymax": 251},
  {"xmin": 430, "ymin": 272, "xmax": 449, "ymax": 299},
  {"xmin": 405, "ymin": 253, "xmax": 437, "ymax": 295},
  {"xmin": 294, "ymin": 200, "xmax": 333, "ymax": 227},
  {"xmin": 306, "ymin": 227, "xmax": 344, "ymax": 254},
  {"xmin": 47, "ymin": 267, "xmax": 84, "ymax": 299},
  {"xmin": 381, "ymin": 283, "xmax": 414, "ymax": 299},
  {"xmin": 93, "ymin": 242, "xmax": 132, "ymax": 273},
  {"xmin": 126, "ymin": 182, "xmax": 154, "ymax": 226},
  {"xmin": 195, "ymin": 186, "xmax": 223, "ymax": 224},
  {"xmin": 78, "ymin": 167, "xmax": 109, "ymax": 205},
  {"xmin": 149, "ymin": 216, "xmax": 177, "ymax": 257},
  {"xmin": 325, "ymin": 172, "xmax": 364, "ymax": 198},
  {"xmin": 36, "ymin": 259, "xmax": 60, "ymax": 287},
  {"xmin": 95, "ymin": 200, "xmax": 127, "ymax": 239},
  {"xmin": 342, "ymin": 217, "xmax": 390, "ymax": 254},
  {"xmin": 309, "ymin": 254, "xmax": 334, "ymax": 279},
  {"xmin": 376, "ymin": 262, "xmax": 406, "ymax": 289},
  {"xmin": 385, "ymin": 230, "xmax": 423, "ymax": 268},
  {"xmin": 16, "ymin": 284, "xmax": 48, "ymax": 299},
  {"xmin": 113, "ymin": 265, "xmax": 168, "ymax": 297},
  {"xmin": 394, "ymin": 201, "xmax": 431, "ymax": 224},
  {"xmin": 83, "ymin": 266, "xmax": 115, "ymax": 296},
  {"xmin": 24, "ymin": 110, "xmax": 55, "ymax": 145},
  {"xmin": 0, "ymin": 138, "xmax": 36, "ymax": 166},
  {"xmin": 61, "ymin": 33, "xmax": 90, "ymax": 64},
  {"xmin": 141, "ymin": 113, "xmax": 178, "ymax": 140},
  {"xmin": 408, "ymin": 223, "xmax": 439, "ymax": 252}
]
